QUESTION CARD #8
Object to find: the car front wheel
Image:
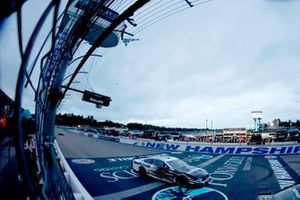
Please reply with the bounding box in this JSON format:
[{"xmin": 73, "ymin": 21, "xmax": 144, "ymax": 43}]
[
  {"xmin": 139, "ymin": 166, "xmax": 147, "ymax": 177},
  {"xmin": 176, "ymin": 175, "xmax": 189, "ymax": 188}
]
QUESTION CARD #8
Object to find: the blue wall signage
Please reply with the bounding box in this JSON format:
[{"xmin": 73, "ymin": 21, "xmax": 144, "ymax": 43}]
[{"xmin": 121, "ymin": 139, "xmax": 300, "ymax": 155}]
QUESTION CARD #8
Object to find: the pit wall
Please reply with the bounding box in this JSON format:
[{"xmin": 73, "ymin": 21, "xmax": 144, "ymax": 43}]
[{"xmin": 119, "ymin": 138, "xmax": 300, "ymax": 156}]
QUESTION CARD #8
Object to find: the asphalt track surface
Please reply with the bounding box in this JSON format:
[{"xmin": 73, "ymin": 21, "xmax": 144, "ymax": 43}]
[
  {"xmin": 56, "ymin": 128, "xmax": 300, "ymax": 200},
  {"xmin": 56, "ymin": 128, "xmax": 164, "ymax": 158}
]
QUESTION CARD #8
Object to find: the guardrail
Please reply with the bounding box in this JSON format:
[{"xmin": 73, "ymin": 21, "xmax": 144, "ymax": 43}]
[{"xmin": 54, "ymin": 140, "xmax": 93, "ymax": 200}]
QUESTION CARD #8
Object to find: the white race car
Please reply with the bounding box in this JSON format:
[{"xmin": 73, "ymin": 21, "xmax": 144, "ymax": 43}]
[{"xmin": 132, "ymin": 155, "xmax": 209, "ymax": 187}]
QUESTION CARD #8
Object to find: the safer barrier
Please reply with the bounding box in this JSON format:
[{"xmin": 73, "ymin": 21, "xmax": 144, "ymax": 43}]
[
  {"xmin": 119, "ymin": 138, "xmax": 300, "ymax": 155},
  {"xmin": 54, "ymin": 140, "xmax": 93, "ymax": 200}
]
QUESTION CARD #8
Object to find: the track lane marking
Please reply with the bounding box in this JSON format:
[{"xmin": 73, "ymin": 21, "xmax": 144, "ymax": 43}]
[{"xmin": 198, "ymin": 154, "xmax": 225, "ymax": 168}]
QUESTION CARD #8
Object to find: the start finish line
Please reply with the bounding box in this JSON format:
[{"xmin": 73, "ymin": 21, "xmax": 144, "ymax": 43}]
[{"xmin": 119, "ymin": 139, "xmax": 300, "ymax": 155}]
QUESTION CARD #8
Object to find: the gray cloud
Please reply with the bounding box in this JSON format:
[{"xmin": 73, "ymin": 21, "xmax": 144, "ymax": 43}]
[{"xmin": 1, "ymin": 0, "xmax": 300, "ymax": 128}]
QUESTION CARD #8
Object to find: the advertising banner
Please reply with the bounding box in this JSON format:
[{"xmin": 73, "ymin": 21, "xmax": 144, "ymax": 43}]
[{"xmin": 119, "ymin": 139, "xmax": 300, "ymax": 155}]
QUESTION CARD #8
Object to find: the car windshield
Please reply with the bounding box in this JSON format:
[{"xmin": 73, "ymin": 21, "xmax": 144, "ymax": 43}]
[{"xmin": 167, "ymin": 159, "xmax": 193, "ymax": 172}]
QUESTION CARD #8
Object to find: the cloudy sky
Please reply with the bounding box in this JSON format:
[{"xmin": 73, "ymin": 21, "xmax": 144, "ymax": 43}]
[{"xmin": 1, "ymin": 0, "xmax": 300, "ymax": 129}]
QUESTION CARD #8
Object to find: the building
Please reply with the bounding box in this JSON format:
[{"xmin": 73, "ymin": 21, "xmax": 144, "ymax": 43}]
[
  {"xmin": 252, "ymin": 111, "xmax": 263, "ymax": 132},
  {"xmin": 222, "ymin": 128, "xmax": 251, "ymax": 143}
]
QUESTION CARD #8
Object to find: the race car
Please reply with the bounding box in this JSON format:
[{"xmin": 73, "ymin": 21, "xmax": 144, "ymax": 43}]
[{"xmin": 132, "ymin": 155, "xmax": 209, "ymax": 187}]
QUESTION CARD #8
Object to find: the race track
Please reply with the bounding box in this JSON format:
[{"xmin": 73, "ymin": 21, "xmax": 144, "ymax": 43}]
[
  {"xmin": 56, "ymin": 127, "xmax": 300, "ymax": 200},
  {"xmin": 56, "ymin": 128, "xmax": 164, "ymax": 158}
]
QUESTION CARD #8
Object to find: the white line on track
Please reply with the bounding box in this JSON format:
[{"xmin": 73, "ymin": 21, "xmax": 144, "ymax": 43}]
[{"xmin": 198, "ymin": 154, "xmax": 225, "ymax": 168}]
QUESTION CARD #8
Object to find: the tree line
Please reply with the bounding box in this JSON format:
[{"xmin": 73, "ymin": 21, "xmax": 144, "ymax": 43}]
[
  {"xmin": 55, "ymin": 113, "xmax": 205, "ymax": 131},
  {"xmin": 55, "ymin": 113, "xmax": 123, "ymax": 128},
  {"xmin": 56, "ymin": 113, "xmax": 300, "ymax": 131}
]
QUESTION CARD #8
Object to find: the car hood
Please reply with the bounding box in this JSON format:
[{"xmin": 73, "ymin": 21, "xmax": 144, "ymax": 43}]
[{"xmin": 187, "ymin": 167, "xmax": 208, "ymax": 178}]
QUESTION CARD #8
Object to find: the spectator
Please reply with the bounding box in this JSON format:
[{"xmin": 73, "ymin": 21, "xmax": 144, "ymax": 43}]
[
  {"xmin": 0, "ymin": 112, "xmax": 8, "ymax": 140},
  {"xmin": 0, "ymin": 112, "xmax": 8, "ymax": 130}
]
